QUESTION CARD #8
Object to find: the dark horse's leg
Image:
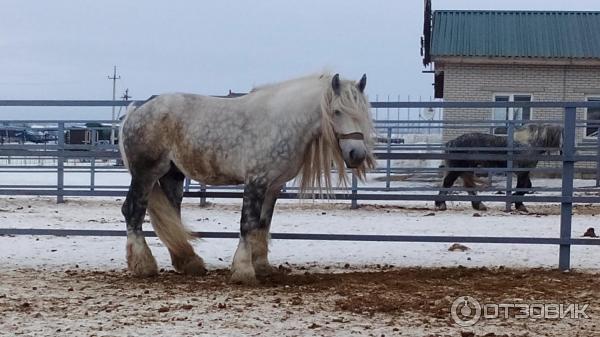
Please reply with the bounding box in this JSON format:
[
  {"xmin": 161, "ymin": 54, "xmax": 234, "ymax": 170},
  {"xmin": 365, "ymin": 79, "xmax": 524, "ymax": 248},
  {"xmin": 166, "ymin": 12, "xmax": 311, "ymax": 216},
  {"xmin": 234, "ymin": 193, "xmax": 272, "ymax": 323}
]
[
  {"xmin": 435, "ymin": 171, "xmax": 462, "ymax": 211},
  {"xmin": 230, "ymin": 178, "xmax": 281, "ymax": 284},
  {"xmin": 513, "ymin": 172, "xmax": 532, "ymax": 212},
  {"xmin": 154, "ymin": 163, "xmax": 206, "ymax": 275},
  {"xmin": 463, "ymin": 172, "xmax": 487, "ymax": 211},
  {"xmin": 122, "ymin": 173, "xmax": 161, "ymax": 277}
]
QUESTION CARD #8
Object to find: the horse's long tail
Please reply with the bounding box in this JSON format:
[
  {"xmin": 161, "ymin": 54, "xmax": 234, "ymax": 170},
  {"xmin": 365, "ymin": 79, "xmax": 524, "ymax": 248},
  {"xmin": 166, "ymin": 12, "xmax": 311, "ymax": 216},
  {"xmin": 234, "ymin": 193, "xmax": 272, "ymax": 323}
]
[{"xmin": 147, "ymin": 184, "xmax": 195, "ymax": 258}]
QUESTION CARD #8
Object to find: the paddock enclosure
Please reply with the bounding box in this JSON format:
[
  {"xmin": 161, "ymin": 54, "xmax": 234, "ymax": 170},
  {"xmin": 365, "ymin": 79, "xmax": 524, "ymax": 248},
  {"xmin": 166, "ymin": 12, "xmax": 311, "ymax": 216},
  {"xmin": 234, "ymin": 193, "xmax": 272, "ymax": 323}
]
[{"xmin": 1, "ymin": 100, "xmax": 600, "ymax": 335}]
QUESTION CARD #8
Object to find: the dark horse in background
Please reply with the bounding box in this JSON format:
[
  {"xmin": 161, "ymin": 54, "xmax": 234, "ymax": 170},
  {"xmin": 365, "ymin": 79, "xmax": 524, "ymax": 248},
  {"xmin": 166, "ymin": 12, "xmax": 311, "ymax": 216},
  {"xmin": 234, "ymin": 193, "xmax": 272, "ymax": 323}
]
[{"xmin": 435, "ymin": 124, "xmax": 563, "ymax": 212}]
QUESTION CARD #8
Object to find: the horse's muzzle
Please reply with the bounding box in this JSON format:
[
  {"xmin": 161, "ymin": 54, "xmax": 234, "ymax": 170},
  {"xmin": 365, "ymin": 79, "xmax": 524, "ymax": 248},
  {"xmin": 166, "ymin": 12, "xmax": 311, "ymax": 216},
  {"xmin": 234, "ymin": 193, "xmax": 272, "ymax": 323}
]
[
  {"xmin": 338, "ymin": 132, "xmax": 367, "ymax": 168},
  {"xmin": 345, "ymin": 147, "xmax": 367, "ymax": 168}
]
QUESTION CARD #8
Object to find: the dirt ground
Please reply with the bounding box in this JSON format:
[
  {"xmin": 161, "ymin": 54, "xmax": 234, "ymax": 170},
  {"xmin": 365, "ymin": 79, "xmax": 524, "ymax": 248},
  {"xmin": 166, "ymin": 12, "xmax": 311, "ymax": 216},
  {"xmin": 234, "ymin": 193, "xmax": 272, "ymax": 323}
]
[
  {"xmin": 1, "ymin": 266, "xmax": 598, "ymax": 337},
  {"xmin": 2, "ymin": 196, "xmax": 600, "ymax": 336}
]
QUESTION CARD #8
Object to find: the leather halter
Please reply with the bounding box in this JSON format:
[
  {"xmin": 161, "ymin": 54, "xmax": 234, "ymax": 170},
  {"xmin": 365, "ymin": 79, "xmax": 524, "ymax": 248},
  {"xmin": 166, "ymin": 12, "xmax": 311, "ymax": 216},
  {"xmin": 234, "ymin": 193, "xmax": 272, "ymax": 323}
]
[{"xmin": 337, "ymin": 132, "xmax": 364, "ymax": 140}]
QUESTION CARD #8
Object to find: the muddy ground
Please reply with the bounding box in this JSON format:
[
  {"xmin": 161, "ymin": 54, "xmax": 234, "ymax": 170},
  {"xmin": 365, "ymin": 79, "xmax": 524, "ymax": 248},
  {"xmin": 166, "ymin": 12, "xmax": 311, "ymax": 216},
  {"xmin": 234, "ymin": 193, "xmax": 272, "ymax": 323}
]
[{"xmin": 1, "ymin": 266, "xmax": 598, "ymax": 337}]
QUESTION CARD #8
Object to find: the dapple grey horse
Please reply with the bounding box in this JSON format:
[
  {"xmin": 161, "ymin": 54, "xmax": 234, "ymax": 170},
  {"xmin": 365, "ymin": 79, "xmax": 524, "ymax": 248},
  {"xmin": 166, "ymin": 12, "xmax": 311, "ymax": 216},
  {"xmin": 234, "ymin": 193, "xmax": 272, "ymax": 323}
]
[{"xmin": 119, "ymin": 73, "xmax": 375, "ymax": 284}]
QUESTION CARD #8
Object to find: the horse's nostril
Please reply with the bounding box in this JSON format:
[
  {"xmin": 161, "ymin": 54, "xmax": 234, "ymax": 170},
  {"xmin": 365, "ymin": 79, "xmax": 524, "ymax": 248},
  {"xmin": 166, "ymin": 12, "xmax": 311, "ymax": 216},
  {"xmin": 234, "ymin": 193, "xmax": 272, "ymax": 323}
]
[{"xmin": 349, "ymin": 149, "xmax": 356, "ymax": 161}]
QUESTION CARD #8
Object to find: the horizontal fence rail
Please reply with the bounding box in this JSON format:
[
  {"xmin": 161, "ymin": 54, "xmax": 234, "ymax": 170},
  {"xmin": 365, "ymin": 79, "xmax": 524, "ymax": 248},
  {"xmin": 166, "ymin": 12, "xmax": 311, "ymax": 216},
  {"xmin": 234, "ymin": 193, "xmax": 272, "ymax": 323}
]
[
  {"xmin": 2, "ymin": 228, "xmax": 600, "ymax": 246},
  {"xmin": 2, "ymin": 100, "xmax": 600, "ymax": 271}
]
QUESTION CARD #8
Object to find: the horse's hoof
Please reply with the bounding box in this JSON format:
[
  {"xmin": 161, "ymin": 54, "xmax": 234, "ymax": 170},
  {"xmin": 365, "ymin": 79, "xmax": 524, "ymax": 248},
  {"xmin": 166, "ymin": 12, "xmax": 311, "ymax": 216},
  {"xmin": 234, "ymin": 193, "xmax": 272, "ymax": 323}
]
[
  {"xmin": 128, "ymin": 262, "xmax": 159, "ymax": 277},
  {"xmin": 254, "ymin": 263, "xmax": 277, "ymax": 278},
  {"xmin": 435, "ymin": 203, "xmax": 447, "ymax": 211},
  {"xmin": 515, "ymin": 204, "xmax": 529, "ymax": 212},
  {"xmin": 126, "ymin": 241, "xmax": 159, "ymax": 277},
  {"xmin": 127, "ymin": 258, "xmax": 159, "ymax": 277},
  {"xmin": 127, "ymin": 255, "xmax": 159, "ymax": 277},
  {"xmin": 173, "ymin": 254, "xmax": 207, "ymax": 276},
  {"xmin": 230, "ymin": 269, "xmax": 258, "ymax": 285},
  {"xmin": 474, "ymin": 203, "xmax": 488, "ymax": 211}
]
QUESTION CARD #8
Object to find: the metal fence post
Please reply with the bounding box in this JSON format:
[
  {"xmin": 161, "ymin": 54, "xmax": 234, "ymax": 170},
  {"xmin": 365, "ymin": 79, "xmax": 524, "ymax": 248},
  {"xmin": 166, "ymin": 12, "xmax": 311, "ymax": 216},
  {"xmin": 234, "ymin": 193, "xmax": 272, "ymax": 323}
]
[
  {"xmin": 90, "ymin": 156, "xmax": 95, "ymax": 191},
  {"xmin": 90, "ymin": 129, "xmax": 96, "ymax": 191},
  {"xmin": 505, "ymin": 121, "xmax": 514, "ymax": 212},
  {"xmin": 351, "ymin": 173, "xmax": 358, "ymax": 209},
  {"xmin": 559, "ymin": 106, "xmax": 576, "ymax": 271},
  {"xmin": 596, "ymin": 130, "xmax": 600, "ymax": 187},
  {"xmin": 184, "ymin": 178, "xmax": 191, "ymax": 192},
  {"xmin": 57, "ymin": 122, "xmax": 65, "ymax": 204},
  {"xmin": 386, "ymin": 127, "xmax": 392, "ymax": 190},
  {"xmin": 200, "ymin": 183, "xmax": 207, "ymax": 207}
]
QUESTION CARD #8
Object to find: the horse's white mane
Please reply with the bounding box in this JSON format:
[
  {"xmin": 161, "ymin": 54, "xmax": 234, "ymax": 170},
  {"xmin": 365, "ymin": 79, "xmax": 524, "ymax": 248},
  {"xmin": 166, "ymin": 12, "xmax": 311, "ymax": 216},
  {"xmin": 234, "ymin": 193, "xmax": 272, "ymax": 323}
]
[
  {"xmin": 245, "ymin": 73, "xmax": 376, "ymax": 195},
  {"xmin": 294, "ymin": 73, "xmax": 376, "ymax": 195},
  {"xmin": 250, "ymin": 73, "xmax": 330, "ymax": 93}
]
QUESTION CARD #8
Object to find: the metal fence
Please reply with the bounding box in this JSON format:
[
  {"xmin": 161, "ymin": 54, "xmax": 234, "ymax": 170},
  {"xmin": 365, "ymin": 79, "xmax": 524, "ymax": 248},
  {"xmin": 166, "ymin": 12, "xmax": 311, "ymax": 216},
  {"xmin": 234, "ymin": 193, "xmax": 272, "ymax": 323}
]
[
  {"xmin": 370, "ymin": 94, "xmax": 442, "ymax": 134},
  {"xmin": 2, "ymin": 99, "xmax": 600, "ymax": 271}
]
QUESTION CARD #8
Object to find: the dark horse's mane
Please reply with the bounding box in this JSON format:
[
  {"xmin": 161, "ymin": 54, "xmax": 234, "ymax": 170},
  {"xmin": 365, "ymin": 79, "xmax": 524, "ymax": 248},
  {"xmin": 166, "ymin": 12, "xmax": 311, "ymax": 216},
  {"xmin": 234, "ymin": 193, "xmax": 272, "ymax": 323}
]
[{"xmin": 436, "ymin": 123, "xmax": 563, "ymax": 212}]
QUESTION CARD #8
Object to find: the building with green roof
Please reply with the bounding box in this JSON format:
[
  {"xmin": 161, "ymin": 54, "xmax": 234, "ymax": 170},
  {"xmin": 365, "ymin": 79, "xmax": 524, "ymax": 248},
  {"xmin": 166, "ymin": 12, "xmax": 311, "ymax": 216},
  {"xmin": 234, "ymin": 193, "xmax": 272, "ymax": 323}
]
[{"xmin": 422, "ymin": 5, "xmax": 600, "ymax": 146}]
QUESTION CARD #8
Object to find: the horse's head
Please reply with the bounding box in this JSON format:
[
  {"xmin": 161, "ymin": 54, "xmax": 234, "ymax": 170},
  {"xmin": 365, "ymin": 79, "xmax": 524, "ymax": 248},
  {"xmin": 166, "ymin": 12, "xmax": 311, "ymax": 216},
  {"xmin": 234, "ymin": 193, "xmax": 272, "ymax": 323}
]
[
  {"xmin": 328, "ymin": 73, "xmax": 374, "ymax": 169},
  {"xmin": 299, "ymin": 73, "xmax": 376, "ymax": 193},
  {"xmin": 515, "ymin": 123, "xmax": 564, "ymax": 154}
]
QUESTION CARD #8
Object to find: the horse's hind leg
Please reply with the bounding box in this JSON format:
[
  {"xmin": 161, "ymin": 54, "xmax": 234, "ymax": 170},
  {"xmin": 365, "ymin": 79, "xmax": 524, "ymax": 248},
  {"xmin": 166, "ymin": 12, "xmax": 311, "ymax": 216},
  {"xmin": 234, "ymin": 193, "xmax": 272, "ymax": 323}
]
[
  {"xmin": 230, "ymin": 178, "xmax": 269, "ymax": 284},
  {"xmin": 463, "ymin": 172, "xmax": 487, "ymax": 211},
  {"xmin": 435, "ymin": 171, "xmax": 461, "ymax": 211},
  {"xmin": 513, "ymin": 172, "xmax": 532, "ymax": 212},
  {"xmin": 122, "ymin": 174, "xmax": 161, "ymax": 277},
  {"xmin": 152, "ymin": 163, "xmax": 206, "ymax": 275}
]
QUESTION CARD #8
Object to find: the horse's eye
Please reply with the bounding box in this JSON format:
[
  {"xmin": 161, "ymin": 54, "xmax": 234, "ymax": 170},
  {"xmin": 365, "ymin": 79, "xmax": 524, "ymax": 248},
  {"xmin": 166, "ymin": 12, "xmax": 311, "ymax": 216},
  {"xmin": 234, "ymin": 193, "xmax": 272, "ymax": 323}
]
[{"xmin": 334, "ymin": 110, "xmax": 341, "ymax": 116}]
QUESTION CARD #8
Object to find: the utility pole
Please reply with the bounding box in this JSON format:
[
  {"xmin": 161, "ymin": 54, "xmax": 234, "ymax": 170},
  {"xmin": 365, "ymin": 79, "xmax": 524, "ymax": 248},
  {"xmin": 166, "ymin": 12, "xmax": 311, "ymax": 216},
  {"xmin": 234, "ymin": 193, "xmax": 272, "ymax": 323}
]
[
  {"xmin": 116, "ymin": 89, "xmax": 131, "ymax": 121},
  {"xmin": 108, "ymin": 65, "xmax": 121, "ymax": 145},
  {"xmin": 121, "ymin": 88, "xmax": 131, "ymax": 101}
]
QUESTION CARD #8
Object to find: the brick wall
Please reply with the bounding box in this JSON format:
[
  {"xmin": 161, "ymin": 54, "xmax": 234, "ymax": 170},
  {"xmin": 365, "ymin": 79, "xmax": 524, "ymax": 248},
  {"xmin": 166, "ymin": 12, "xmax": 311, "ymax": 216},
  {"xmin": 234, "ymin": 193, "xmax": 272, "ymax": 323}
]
[{"xmin": 439, "ymin": 62, "xmax": 600, "ymax": 174}]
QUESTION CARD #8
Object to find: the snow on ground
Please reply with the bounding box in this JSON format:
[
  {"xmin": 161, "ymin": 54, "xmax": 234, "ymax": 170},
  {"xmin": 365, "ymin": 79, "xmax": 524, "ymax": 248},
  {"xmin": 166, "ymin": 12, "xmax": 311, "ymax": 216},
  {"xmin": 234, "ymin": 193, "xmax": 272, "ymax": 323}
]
[
  {"xmin": 1, "ymin": 173, "xmax": 600, "ymax": 336},
  {"xmin": 0, "ymin": 196, "xmax": 599, "ymax": 271}
]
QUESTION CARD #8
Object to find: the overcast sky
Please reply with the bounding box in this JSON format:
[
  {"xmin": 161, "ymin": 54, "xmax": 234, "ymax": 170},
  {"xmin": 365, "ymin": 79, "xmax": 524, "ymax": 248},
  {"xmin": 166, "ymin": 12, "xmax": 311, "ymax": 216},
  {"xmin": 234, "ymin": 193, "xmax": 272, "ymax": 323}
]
[{"xmin": 2, "ymin": 0, "xmax": 600, "ymax": 120}]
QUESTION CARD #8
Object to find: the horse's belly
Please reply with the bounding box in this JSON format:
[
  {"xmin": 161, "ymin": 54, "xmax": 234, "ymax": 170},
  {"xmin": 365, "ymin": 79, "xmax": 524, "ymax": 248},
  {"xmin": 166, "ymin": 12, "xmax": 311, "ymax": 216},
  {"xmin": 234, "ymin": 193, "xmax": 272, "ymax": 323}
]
[
  {"xmin": 199, "ymin": 176, "xmax": 243, "ymax": 185},
  {"xmin": 171, "ymin": 150, "xmax": 244, "ymax": 186}
]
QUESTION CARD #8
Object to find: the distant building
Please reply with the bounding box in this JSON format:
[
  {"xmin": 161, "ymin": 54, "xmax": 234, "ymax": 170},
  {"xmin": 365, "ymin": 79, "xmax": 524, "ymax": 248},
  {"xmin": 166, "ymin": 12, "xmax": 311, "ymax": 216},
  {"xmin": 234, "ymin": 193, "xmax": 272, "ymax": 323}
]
[{"xmin": 422, "ymin": 7, "xmax": 600, "ymax": 143}]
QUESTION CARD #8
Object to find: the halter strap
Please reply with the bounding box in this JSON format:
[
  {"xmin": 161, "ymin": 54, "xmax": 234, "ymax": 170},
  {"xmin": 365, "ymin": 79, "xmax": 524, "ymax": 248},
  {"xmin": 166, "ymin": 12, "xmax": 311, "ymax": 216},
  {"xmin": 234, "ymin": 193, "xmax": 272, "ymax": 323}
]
[{"xmin": 337, "ymin": 132, "xmax": 364, "ymax": 140}]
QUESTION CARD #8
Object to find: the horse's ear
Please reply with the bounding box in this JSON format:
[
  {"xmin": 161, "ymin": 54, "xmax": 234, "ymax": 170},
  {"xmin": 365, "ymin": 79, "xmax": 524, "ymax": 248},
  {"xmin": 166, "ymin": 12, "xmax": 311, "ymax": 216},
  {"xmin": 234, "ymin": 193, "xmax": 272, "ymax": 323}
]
[
  {"xmin": 357, "ymin": 74, "xmax": 367, "ymax": 93},
  {"xmin": 331, "ymin": 74, "xmax": 341, "ymax": 95}
]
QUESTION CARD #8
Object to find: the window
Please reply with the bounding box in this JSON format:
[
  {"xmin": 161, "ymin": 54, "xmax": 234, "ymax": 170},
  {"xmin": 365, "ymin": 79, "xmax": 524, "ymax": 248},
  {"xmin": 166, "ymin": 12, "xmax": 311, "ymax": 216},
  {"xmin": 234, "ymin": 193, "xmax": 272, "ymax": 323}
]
[
  {"xmin": 492, "ymin": 94, "xmax": 531, "ymax": 135},
  {"xmin": 586, "ymin": 97, "xmax": 600, "ymax": 138}
]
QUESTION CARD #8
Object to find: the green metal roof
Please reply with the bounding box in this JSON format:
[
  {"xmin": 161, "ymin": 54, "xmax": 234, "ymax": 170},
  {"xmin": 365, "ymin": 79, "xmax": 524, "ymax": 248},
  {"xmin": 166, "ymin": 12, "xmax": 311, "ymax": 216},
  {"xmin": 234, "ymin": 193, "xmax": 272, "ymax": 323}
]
[{"xmin": 430, "ymin": 11, "xmax": 600, "ymax": 59}]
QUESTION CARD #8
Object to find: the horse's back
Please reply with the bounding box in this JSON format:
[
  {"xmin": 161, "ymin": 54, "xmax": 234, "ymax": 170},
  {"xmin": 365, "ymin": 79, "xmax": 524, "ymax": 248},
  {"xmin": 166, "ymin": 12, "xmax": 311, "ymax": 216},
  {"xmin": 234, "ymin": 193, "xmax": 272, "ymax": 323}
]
[
  {"xmin": 120, "ymin": 93, "xmax": 250, "ymax": 183},
  {"xmin": 120, "ymin": 94, "xmax": 206, "ymax": 163},
  {"xmin": 444, "ymin": 132, "xmax": 538, "ymax": 169},
  {"xmin": 447, "ymin": 133, "xmax": 507, "ymax": 149},
  {"xmin": 445, "ymin": 132, "xmax": 512, "ymax": 168}
]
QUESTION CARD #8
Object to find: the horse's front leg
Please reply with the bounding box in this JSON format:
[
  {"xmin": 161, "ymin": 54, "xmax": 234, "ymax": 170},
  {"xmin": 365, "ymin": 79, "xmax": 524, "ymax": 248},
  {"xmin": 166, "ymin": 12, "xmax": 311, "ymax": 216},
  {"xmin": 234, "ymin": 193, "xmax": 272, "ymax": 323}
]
[
  {"xmin": 252, "ymin": 188, "xmax": 281, "ymax": 278},
  {"xmin": 230, "ymin": 179, "xmax": 268, "ymax": 284},
  {"xmin": 513, "ymin": 172, "xmax": 532, "ymax": 212}
]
